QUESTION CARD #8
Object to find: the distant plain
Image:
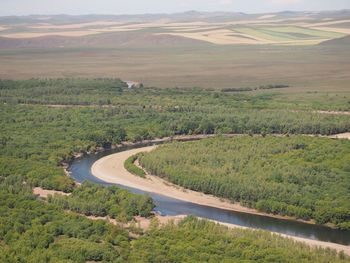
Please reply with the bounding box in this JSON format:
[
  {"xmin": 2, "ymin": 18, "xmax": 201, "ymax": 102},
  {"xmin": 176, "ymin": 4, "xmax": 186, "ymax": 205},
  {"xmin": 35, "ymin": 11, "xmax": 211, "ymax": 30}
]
[{"xmin": 0, "ymin": 11, "xmax": 349, "ymax": 92}]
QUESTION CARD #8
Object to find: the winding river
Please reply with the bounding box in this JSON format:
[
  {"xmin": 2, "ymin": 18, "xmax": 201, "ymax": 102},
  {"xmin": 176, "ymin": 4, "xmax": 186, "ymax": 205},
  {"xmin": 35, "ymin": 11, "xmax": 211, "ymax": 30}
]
[{"xmin": 69, "ymin": 143, "xmax": 350, "ymax": 246}]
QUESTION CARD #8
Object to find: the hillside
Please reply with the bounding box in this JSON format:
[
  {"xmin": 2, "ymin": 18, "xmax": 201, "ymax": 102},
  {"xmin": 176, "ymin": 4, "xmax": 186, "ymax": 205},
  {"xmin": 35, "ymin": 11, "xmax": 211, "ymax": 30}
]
[{"xmin": 320, "ymin": 35, "xmax": 350, "ymax": 46}]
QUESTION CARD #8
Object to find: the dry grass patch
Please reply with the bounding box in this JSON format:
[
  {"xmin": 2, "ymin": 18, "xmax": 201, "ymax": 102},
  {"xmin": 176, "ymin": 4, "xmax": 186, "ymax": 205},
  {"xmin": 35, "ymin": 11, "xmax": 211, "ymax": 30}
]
[{"xmin": 1, "ymin": 30, "xmax": 101, "ymax": 38}]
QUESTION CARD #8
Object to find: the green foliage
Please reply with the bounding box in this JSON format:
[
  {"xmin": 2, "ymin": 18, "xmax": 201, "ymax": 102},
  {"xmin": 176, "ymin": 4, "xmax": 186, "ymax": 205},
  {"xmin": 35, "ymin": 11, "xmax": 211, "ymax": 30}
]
[
  {"xmin": 141, "ymin": 136, "xmax": 350, "ymax": 229},
  {"xmin": 87, "ymin": 127, "xmax": 127, "ymax": 148},
  {"xmin": 221, "ymin": 84, "xmax": 289, "ymax": 92},
  {"xmin": 0, "ymin": 179, "xmax": 130, "ymax": 262},
  {"xmin": 1, "ymin": 182, "xmax": 346, "ymax": 263},
  {"xmin": 124, "ymin": 153, "xmax": 146, "ymax": 178},
  {"xmin": 0, "ymin": 78, "xmax": 127, "ymax": 105},
  {"xmin": 49, "ymin": 182, "xmax": 154, "ymax": 221},
  {"xmin": 129, "ymin": 216, "xmax": 348, "ymax": 263},
  {"xmin": 0, "ymin": 78, "xmax": 349, "ymax": 262}
]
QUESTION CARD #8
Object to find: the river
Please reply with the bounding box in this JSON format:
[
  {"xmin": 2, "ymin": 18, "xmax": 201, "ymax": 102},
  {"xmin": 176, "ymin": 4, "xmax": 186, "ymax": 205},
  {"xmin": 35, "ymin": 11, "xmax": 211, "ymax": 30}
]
[{"xmin": 68, "ymin": 143, "xmax": 350, "ymax": 246}]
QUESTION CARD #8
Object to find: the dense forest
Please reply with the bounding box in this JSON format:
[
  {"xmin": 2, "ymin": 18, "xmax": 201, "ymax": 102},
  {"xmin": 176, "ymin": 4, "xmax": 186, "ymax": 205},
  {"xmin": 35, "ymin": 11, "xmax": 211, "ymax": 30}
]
[
  {"xmin": 0, "ymin": 178, "xmax": 132, "ymax": 262},
  {"xmin": 1, "ymin": 78, "xmax": 349, "ymax": 262},
  {"xmin": 140, "ymin": 136, "xmax": 350, "ymax": 229},
  {"xmin": 1, "ymin": 180, "xmax": 347, "ymax": 262},
  {"xmin": 130, "ymin": 216, "xmax": 348, "ymax": 263},
  {"xmin": 1, "ymin": 79, "xmax": 350, "ymax": 191},
  {"xmin": 48, "ymin": 182, "xmax": 154, "ymax": 221}
]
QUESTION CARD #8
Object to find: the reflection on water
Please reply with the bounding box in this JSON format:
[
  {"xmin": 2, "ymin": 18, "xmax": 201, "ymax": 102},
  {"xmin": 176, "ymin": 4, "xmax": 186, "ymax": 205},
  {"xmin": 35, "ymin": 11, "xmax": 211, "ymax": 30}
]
[{"xmin": 69, "ymin": 144, "xmax": 350, "ymax": 246}]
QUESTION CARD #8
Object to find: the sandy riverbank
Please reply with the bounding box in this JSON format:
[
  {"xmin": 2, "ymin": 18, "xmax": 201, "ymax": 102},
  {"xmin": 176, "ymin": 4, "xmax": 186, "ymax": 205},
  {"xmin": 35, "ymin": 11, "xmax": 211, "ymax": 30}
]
[
  {"xmin": 91, "ymin": 142, "xmax": 350, "ymax": 223},
  {"xmin": 328, "ymin": 132, "xmax": 350, "ymax": 140},
  {"xmin": 89, "ymin": 131, "xmax": 350, "ymax": 218},
  {"xmin": 91, "ymin": 145, "xmax": 298, "ymax": 221}
]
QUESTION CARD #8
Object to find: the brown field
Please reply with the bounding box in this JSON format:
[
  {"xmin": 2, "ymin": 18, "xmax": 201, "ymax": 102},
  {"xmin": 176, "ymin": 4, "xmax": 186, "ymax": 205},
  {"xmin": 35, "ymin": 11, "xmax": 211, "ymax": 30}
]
[
  {"xmin": 0, "ymin": 11, "xmax": 349, "ymax": 91},
  {"xmin": 1, "ymin": 43, "xmax": 349, "ymax": 91}
]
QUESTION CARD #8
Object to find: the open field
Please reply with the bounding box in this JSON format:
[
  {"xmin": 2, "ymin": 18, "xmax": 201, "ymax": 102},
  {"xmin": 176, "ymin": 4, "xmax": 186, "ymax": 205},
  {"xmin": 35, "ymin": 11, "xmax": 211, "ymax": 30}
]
[
  {"xmin": 0, "ymin": 11, "xmax": 349, "ymax": 90},
  {"xmin": 0, "ymin": 44, "xmax": 350, "ymax": 91}
]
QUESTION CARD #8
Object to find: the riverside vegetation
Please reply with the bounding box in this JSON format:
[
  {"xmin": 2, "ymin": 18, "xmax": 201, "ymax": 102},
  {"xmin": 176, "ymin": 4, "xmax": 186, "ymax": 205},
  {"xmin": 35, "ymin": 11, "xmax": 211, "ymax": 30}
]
[
  {"xmin": 140, "ymin": 136, "xmax": 350, "ymax": 229},
  {"xmin": 124, "ymin": 154, "xmax": 146, "ymax": 178},
  {"xmin": 2, "ymin": 183, "xmax": 348, "ymax": 262},
  {"xmin": 48, "ymin": 182, "xmax": 154, "ymax": 221},
  {"xmin": 1, "ymin": 78, "xmax": 349, "ymax": 262}
]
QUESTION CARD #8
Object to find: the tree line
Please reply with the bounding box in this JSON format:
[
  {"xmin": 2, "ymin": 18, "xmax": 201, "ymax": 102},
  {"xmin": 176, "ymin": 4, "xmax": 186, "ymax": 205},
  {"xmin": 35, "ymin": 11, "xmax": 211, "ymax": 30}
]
[{"xmin": 140, "ymin": 136, "xmax": 350, "ymax": 229}]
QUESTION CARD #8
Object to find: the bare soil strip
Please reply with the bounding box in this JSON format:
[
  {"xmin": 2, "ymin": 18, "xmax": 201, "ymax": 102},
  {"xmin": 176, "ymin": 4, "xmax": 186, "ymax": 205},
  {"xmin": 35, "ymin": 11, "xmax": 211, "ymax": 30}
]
[
  {"xmin": 328, "ymin": 132, "xmax": 350, "ymax": 140},
  {"xmin": 315, "ymin": 110, "xmax": 350, "ymax": 115},
  {"xmin": 33, "ymin": 187, "xmax": 71, "ymax": 198}
]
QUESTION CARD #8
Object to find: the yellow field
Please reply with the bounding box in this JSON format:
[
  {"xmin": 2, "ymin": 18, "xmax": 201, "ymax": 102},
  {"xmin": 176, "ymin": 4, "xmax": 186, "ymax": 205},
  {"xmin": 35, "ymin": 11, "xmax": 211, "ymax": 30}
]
[
  {"xmin": 156, "ymin": 30, "xmax": 262, "ymax": 45},
  {"xmin": 0, "ymin": 16, "xmax": 349, "ymax": 45}
]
